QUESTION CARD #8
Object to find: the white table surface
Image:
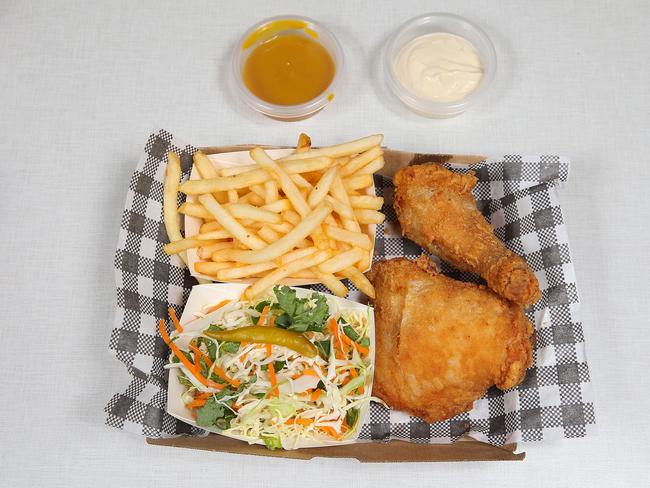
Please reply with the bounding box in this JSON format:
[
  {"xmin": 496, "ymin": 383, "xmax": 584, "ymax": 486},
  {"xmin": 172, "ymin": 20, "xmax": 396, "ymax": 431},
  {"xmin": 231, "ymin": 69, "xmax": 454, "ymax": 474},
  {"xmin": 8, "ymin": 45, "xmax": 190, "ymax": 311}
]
[{"xmin": 1, "ymin": 0, "xmax": 648, "ymax": 486}]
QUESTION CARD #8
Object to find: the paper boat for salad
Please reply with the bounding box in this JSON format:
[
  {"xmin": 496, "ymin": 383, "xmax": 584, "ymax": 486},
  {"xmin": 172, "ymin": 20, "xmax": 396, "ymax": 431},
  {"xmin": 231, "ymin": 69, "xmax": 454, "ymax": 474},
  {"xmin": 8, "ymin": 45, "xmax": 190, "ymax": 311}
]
[
  {"xmin": 166, "ymin": 283, "xmax": 375, "ymax": 450},
  {"xmin": 185, "ymin": 148, "xmax": 377, "ymax": 284}
]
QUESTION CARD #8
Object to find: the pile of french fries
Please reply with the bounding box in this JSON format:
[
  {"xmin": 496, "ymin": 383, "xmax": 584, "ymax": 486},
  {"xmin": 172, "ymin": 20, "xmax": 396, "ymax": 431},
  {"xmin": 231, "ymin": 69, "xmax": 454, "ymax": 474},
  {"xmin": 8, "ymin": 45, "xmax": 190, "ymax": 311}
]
[{"xmin": 163, "ymin": 134, "xmax": 385, "ymax": 299}]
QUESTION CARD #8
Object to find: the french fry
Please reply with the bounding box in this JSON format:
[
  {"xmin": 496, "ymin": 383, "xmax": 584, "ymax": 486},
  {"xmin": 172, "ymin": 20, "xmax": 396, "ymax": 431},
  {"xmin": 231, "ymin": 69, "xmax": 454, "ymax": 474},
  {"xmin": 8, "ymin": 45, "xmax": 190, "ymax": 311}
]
[
  {"xmin": 268, "ymin": 221, "xmax": 294, "ymax": 234},
  {"xmin": 280, "ymin": 135, "xmax": 384, "ymax": 161},
  {"xmin": 343, "ymin": 174, "xmax": 374, "ymax": 191},
  {"xmin": 295, "ymin": 238, "xmax": 312, "ymax": 248},
  {"xmin": 249, "ymin": 184, "xmax": 267, "ymax": 198},
  {"xmin": 318, "ymin": 247, "xmax": 364, "ymax": 274},
  {"xmin": 178, "ymin": 202, "xmax": 214, "ymax": 220},
  {"xmin": 291, "ymin": 173, "xmax": 313, "ymax": 190},
  {"xmin": 163, "ymin": 152, "xmax": 183, "ymax": 244},
  {"xmin": 354, "ymin": 209, "xmax": 386, "ymax": 224},
  {"xmin": 282, "ymin": 209, "xmax": 301, "ymax": 226},
  {"xmin": 258, "ymin": 226, "xmax": 281, "ymax": 244},
  {"xmin": 216, "ymin": 261, "xmax": 278, "ymax": 281},
  {"xmin": 312, "ymin": 269, "xmax": 348, "ymax": 297},
  {"xmin": 324, "ymin": 195, "xmax": 354, "ymax": 219},
  {"xmin": 223, "ymin": 203, "xmax": 281, "ymax": 224},
  {"xmin": 288, "ymin": 269, "xmax": 317, "ymax": 279},
  {"xmin": 198, "ymin": 194, "xmax": 266, "ymax": 249},
  {"xmin": 324, "ymin": 225, "xmax": 373, "ymax": 250},
  {"xmin": 355, "ymin": 156, "xmax": 384, "ymax": 176},
  {"xmin": 200, "ymin": 221, "xmax": 222, "ymax": 233},
  {"xmin": 349, "ymin": 195, "xmax": 384, "ymax": 210},
  {"xmin": 220, "ymin": 157, "xmax": 331, "ymax": 177},
  {"xmin": 296, "ymin": 133, "xmax": 311, "ymax": 153},
  {"xmin": 244, "ymin": 250, "xmax": 330, "ymax": 299},
  {"xmin": 250, "ymin": 147, "xmax": 311, "ymax": 217},
  {"xmin": 330, "ymin": 174, "xmax": 361, "ymax": 233},
  {"xmin": 163, "ymin": 152, "xmax": 189, "ymax": 266},
  {"xmin": 228, "ymin": 203, "xmax": 332, "ymax": 264},
  {"xmin": 194, "ymin": 261, "xmax": 233, "ymax": 276},
  {"xmin": 279, "ymin": 247, "xmax": 317, "ymax": 265},
  {"xmin": 164, "ymin": 237, "xmax": 219, "ymax": 255},
  {"xmin": 339, "ymin": 266, "xmax": 375, "ymax": 298},
  {"xmin": 261, "ymin": 198, "xmax": 291, "ymax": 213},
  {"xmin": 211, "ymin": 249, "xmax": 237, "ymax": 262},
  {"xmin": 197, "ymin": 241, "xmax": 233, "ymax": 259},
  {"xmin": 355, "ymin": 250, "xmax": 372, "ymax": 271},
  {"xmin": 196, "ymin": 229, "xmax": 234, "ymax": 240},
  {"xmin": 307, "ymin": 166, "xmax": 338, "ymax": 208},
  {"xmin": 227, "ymin": 189, "xmax": 239, "ymax": 203},
  {"xmin": 341, "ymin": 146, "xmax": 383, "ymax": 176},
  {"xmin": 310, "ymin": 226, "xmax": 330, "ymax": 250},
  {"xmin": 181, "ymin": 169, "xmax": 269, "ymax": 194},
  {"xmin": 264, "ymin": 180, "xmax": 279, "ymax": 203}
]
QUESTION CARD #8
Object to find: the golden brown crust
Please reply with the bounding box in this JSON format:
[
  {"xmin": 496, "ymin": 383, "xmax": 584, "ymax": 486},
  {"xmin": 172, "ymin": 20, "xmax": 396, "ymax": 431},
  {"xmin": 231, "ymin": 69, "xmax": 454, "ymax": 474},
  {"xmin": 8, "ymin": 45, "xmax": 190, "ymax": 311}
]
[
  {"xmin": 394, "ymin": 163, "xmax": 541, "ymax": 307},
  {"xmin": 368, "ymin": 258, "xmax": 534, "ymax": 423}
]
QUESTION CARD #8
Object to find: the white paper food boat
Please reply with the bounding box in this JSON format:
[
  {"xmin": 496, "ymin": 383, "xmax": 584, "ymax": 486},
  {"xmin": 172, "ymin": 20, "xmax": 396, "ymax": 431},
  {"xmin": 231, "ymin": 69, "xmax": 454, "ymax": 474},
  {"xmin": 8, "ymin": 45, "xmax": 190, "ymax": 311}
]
[{"xmin": 166, "ymin": 283, "xmax": 375, "ymax": 450}]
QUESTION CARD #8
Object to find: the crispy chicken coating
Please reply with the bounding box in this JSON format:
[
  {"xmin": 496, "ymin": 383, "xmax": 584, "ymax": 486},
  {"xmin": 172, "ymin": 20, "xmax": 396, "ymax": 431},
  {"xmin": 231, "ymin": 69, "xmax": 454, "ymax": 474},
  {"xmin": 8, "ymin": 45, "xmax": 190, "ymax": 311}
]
[
  {"xmin": 394, "ymin": 164, "xmax": 541, "ymax": 307},
  {"xmin": 367, "ymin": 257, "xmax": 534, "ymax": 423}
]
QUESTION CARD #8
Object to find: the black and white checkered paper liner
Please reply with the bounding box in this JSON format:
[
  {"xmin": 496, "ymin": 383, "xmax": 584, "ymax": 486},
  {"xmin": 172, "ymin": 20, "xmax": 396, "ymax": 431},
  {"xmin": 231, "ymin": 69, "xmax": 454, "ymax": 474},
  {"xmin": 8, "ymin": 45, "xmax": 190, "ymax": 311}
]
[{"xmin": 106, "ymin": 129, "xmax": 595, "ymax": 445}]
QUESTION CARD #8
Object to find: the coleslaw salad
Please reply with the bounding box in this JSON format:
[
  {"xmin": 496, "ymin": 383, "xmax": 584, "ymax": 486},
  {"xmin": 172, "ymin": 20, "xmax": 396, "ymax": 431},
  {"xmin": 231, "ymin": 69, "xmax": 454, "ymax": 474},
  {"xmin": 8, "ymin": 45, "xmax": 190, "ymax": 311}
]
[{"xmin": 164, "ymin": 283, "xmax": 375, "ymax": 450}]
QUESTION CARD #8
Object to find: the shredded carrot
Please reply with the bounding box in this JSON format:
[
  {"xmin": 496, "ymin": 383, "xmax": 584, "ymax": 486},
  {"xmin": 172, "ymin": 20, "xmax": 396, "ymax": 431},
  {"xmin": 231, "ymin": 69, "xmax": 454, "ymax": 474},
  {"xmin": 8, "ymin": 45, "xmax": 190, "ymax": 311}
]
[
  {"xmin": 310, "ymin": 389, "xmax": 322, "ymax": 401},
  {"xmin": 328, "ymin": 317, "xmax": 347, "ymax": 359},
  {"xmin": 205, "ymin": 299, "xmax": 230, "ymax": 314},
  {"xmin": 258, "ymin": 305, "xmax": 270, "ymax": 326},
  {"xmin": 186, "ymin": 398, "xmax": 207, "ymax": 409},
  {"xmin": 194, "ymin": 391, "xmax": 214, "ymax": 400},
  {"xmin": 158, "ymin": 319, "xmax": 224, "ymax": 390},
  {"xmin": 189, "ymin": 343, "xmax": 203, "ymax": 370},
  {"xmin": 349, "ymin": 368, "xmax": 358, "ymax": 378},
  {"xmin": 285, "ymin": 417, "xmax": 314, "ymax": 426},
  {"xmin": 319, "ymin": 426, "xmax": 342, "ymax": 440},
  {"xmin": 291, "ymin": 368, "xmax": 319, "ymax": 380},
  {"xmin": 340, "ymin": 331, "xmax": 369, "ymax": 356},
  {"xmin": 168, "ymin": 307, "xmax": 183, "ymax": 333},
  {"xmin": 211, "ymin": 365, "xmax": 240, "ymax": 388},
  {"xmin": 268, "ymin": 362, "xmax": 278, "ymax": 396}
]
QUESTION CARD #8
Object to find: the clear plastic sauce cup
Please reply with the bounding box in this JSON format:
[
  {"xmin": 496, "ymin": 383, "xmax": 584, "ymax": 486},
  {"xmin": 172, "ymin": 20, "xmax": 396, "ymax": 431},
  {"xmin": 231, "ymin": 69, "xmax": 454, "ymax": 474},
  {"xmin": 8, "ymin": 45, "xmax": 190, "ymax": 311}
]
[
  {"xmin": 383, "ymin": 13, "xmax": 496, "ymax": 118},
  {"xmin": 231, "ymin": 16, "xmax": 344, "ymax": 121}
]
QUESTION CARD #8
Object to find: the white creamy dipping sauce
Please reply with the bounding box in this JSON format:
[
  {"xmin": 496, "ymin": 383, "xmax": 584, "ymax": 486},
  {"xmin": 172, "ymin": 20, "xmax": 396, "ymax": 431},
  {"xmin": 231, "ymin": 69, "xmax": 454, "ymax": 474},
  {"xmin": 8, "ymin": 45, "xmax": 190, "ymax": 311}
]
[{"xmin": 394, "ymin": 33, "xmax": 484, "ymax": 102}]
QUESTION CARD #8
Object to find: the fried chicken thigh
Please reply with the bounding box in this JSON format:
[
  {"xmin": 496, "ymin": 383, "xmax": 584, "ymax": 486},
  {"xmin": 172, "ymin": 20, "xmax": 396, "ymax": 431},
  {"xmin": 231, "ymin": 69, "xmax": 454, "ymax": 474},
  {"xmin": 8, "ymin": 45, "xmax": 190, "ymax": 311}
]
[
  {"xmin": 367, "ymin": 257, "xmax": 534, "ymax": 423},
  {"xmin": 394, "ymin": 164, "xmax": 541, "ymax": 307}
]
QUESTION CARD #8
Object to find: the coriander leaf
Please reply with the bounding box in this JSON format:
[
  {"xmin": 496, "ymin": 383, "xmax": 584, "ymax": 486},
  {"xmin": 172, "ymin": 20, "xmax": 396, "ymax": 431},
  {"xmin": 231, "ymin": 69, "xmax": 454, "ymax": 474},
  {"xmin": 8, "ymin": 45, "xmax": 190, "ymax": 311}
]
[
  {"xmin": 342, "ymin": 325, "xmax": 360, "ymax": 342},
  {"xmin": 251, "ymin": 301, "xmax": 270, "ymax": 324},
  {"xmin": 315, "ymin": 340, "xmax": 331, "ymax": 359},
  {"xmin": 262, "ymin": 435, "xmax": 283, "ymax": 450},
  {"xmin": 172, "ymin": 350, "xmax": 194, "ymax": 364},
  {"xmin": 273, "ymin": 360, "xmax": 286, "ymax": 371},
  {"xmin": 196, "ymin": 397, "xmax": 225, "ymax": 427},
  {"xmin": 205, "ymin": 323, "xmax": 225, "ymax": 333},
  {"xmin": 176, "ymin": 373, "xmax": 194, "ymax": 388},
  {"xmin": 346, "ymin": 408, "xmax": 359, "ymax": 429},
  {"xmin": 196, "ymin": 337, "xmax": 217, "ymax": 362},
  {"xmin": 275, "ymin": 312, "xmax": 291, "ymax": 329},
  {"xmin": 220, "ymin": 341, "xmax": 240, "ymax": 354},
  {"xmin": 274, "ymin": 286, "xmax": 299, "ymax": 316}
]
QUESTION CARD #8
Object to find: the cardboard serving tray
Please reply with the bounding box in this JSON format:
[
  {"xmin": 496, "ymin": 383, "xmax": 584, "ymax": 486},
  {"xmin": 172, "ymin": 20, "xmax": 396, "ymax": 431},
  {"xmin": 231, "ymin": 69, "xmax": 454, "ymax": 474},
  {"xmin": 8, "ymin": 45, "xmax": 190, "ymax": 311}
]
[{"xmin": 148, "ymin": 144, "xmax": 525, "ymax": 462}]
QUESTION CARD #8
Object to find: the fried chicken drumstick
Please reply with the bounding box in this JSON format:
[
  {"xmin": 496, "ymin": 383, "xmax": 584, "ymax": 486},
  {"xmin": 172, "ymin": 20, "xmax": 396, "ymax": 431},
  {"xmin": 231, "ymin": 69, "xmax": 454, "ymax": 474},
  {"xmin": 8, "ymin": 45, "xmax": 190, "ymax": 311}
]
[
  {"xmin": 367, "ymin": 257, "xmax": 534, "ymax": 423},
  {"xmin": 394, "ymin": 164, "xmax": 541, "ymax": 307}
]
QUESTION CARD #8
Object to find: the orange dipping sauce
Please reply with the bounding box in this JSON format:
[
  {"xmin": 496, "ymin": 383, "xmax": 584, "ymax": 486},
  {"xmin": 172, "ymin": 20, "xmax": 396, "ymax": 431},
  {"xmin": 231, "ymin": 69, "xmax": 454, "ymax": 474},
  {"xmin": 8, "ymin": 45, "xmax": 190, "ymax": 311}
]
[{"xmin": 243, "ymin": 34, "xmax": 335, "ymax": 106}]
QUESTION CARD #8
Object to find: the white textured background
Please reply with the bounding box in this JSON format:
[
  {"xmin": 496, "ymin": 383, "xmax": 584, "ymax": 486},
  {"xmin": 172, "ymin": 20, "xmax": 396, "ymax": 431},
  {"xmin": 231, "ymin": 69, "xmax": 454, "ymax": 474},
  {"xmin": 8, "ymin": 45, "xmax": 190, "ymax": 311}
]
[{"xmin": 1, "ymin": 0, "xmax": 648, "ymax": 486}]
